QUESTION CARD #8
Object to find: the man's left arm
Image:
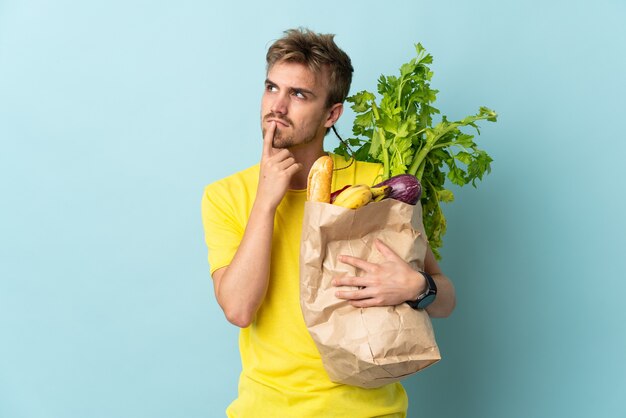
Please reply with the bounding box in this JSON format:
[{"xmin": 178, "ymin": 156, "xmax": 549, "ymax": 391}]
[
  {"xmin": 420, "ymin": 244, "xmax": 456, "ymax": 318},
  {"xmin": 333, "ymin": 239, "xmax": 456, "ymax": 318}
]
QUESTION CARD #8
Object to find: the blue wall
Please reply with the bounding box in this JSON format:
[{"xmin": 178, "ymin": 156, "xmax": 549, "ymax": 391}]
[{"xmin": 1, "ymin": 1, "xmax": 625, "ymax": 417}]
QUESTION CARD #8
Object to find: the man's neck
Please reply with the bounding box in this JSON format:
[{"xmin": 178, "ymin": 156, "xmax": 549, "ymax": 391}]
[{"xmin": 288, "ymin": 146, "xmax": 327, "ymax": 191}]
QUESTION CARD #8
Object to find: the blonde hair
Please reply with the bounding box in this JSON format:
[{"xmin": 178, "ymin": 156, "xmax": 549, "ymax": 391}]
[{"xmin": 266, "ymin": 28, "xmax": 354, "ymax": 108}]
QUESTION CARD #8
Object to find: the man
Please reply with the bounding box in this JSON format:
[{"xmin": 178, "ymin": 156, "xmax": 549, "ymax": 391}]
[{"xmin": 201, "ymin": 28, "xmax": 456, "ymax": 418}]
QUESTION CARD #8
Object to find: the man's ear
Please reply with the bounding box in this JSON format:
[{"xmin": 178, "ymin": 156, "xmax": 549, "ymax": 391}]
[{"xmin": 324, "ymin": 103, "xmax": 344, "ymax": 128}]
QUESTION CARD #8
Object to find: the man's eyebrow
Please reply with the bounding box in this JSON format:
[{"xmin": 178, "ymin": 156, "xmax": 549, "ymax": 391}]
[
  {"xmin": 291, "ymin": 86, "xmax": 316, "ymax": 97},
  {"xmin": 264, "ymin": 78, "xmax": 316, "ymax": 97}
]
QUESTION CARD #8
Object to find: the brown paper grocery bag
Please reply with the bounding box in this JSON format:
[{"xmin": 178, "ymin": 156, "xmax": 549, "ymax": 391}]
[{"xmin": 299, "ymin": 198, "xmax": 441, "ymax": 388}]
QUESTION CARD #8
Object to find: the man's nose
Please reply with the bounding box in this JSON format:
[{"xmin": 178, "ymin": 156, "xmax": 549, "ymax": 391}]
[{"xmin": 271, "ymin": 93, "xmax": 288, "ymax": 115}]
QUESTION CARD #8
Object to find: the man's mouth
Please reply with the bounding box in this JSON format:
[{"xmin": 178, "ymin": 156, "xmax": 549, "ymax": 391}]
[
  {"xmin": 272, "ymin": 119, "xmax": 290, "ymax": 127},
  {"xmin": 265, "ymin": 114, "xmax": 292, "ymax": 127}
]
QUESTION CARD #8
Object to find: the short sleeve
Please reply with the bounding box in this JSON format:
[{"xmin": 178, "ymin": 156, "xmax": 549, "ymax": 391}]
[{"xmin": 200, "ymin": 183, "xmax": 245, "ymax": 276}]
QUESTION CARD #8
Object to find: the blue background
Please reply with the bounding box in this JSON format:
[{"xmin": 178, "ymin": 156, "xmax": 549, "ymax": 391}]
[{"xmin": 1, "ymin": 0, "xmax": 625, "ymax": 417}]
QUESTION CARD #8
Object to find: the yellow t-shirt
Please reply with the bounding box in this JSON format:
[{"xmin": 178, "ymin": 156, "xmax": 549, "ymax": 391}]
[{"xmin": 201, "ymin": 154, "xmax": 408, "ymax": 418}]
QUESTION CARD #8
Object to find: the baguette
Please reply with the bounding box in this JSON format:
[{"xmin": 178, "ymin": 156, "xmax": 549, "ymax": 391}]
[{"xmin": 307, "ymin": 155, "xmax": 333, "ymax": 203}]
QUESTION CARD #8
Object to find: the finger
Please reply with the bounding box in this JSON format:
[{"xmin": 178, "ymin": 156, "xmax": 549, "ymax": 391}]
[
  {"xmin": 262, "ymin": 121, "xmax": 277, "ymax": 157},
  {"xmin": 335, "ymin": 287, "xmax": 373, "ymax": 301},
  {"xmin": 284, "ymin": 161, "xmax": 303, "ymax": 176},
  {"xmin": 349, "ymin": 299, "xmax": 379, "ymax": 308},
  {"xmin": 338, "ymin": 254, "xmax": 375, "ymax": 272},
  {"xmin": 272, "ymin": 149, "xmax": 295, "ymax": 165},
  {"xmin": 374, "ymin": 239, "xmax": 402, "ymax": 262},
  {"xmin": 270, "ymin": 152, "xmax": 303, "ymax": 177},
  {"xmin": 332, "ymin": 275, "xmax": 371, "ymax": 288},
  {"xmin": 275, "ymin": 153, "xmax": 301, "ymax": 170}
]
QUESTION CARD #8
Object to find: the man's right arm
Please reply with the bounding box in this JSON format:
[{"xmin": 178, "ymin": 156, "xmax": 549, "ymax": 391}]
[
  {"xmin": 212, "ymin": 121, "xmax": 302, "ymax": 328},
  {"xmin": 211, "ymin": 201, "xmax": 276, "ymax": 328}
]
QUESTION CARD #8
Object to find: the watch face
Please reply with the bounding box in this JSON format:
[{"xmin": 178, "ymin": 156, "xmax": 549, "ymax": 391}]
[{"xmin": 418, "ymin": 293, "xmax": 436, "ymax": 309}]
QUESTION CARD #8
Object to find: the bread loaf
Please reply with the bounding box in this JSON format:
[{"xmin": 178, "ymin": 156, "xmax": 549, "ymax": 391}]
[{"xmin": 306, "ymin": 155, "xmax": 333, "ymax": 203}]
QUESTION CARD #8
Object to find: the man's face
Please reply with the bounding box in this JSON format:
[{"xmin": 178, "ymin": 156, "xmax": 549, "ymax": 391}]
[{"xmin": 261, "ymin": 61, "xmax": 334, "ymax": 149}]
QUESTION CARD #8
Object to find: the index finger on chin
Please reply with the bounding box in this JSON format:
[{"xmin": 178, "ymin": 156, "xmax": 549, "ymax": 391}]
[{"xmin": 263, "ymin": 121, "xmax": 276, "ymax": 157}]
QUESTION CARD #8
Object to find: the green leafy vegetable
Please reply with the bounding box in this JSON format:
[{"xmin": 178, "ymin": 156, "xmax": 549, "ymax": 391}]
[{"xmin": 334, "ymin": 43, "xmax": 498, "ymax": 259}]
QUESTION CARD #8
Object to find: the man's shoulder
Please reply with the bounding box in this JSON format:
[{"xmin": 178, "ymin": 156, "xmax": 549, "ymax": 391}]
[
  {"xmin": 353, "ymin": 158, "xmax": 383, "ymax": 171},
  {"xmin": 329, "ymin": 153, "xmax": 383, "ymax": 185},
  {"xmin": 204, "ymin": 164, "xmax": 260, "ymax": 192},
  {"xmin": 330, "ymin": 152, "xmax": 382, "ymax": 169}
]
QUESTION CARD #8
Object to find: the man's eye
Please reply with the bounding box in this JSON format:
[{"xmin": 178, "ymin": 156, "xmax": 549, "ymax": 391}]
[
  {"xmin": 293, "ymin": 91, "xmax": 305, "ymax": 99},
  {"xmin": 266, "ymin": 84, "xmax": 277, "ymax": 92}
]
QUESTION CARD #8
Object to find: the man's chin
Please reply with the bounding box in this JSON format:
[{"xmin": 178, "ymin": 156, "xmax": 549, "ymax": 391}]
[
  {"xmin": 271, "ymin": 133, "xmax": 295, "ymax": 149},
  {"xmin": 272, "ymin": 139, "xmax": 293, "ymax": 149}
]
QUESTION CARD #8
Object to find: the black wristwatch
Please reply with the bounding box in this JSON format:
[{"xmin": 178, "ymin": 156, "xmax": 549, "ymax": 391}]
[{"xmin": 406, "ymin": 271, "xmax": 437, "ymax": 310}]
